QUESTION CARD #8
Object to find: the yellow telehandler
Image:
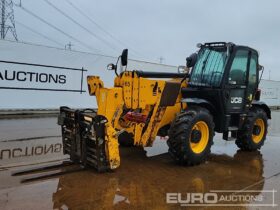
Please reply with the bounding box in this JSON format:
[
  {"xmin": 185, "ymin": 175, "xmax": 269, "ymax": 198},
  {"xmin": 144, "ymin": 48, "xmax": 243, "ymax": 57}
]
[{"xmin": 56, "ymin": 42, "xmax": 270, "ymax": 172}]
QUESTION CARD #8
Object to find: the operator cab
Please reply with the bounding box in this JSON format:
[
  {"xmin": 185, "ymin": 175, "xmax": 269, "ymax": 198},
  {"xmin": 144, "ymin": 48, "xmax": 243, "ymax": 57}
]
[{"xmin": 182, "ymin": 42, "xmax": 267, "ymax": 136}]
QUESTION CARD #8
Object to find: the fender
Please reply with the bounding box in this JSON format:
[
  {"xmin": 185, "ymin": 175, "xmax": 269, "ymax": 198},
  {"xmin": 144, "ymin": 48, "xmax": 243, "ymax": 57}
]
[
  {"xmin": 181, "ymin": 98, "xmax": 216, "ymax": 116},
  {"xmin": 252, "ymin": 101, "xmax": 271, "ymax": 119}
]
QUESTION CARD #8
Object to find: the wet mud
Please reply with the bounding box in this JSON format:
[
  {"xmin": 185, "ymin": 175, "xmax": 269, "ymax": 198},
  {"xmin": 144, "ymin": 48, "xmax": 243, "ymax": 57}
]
[{"xmin": 0, "ymin": 112, "xmax": 279, "ymax": 210}]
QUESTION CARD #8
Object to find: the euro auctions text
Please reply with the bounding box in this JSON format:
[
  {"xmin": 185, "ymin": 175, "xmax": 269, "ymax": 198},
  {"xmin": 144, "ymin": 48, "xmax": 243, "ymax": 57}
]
[{"xmin": 166, "ymin": 190, "xmax": 278, "ymax": 207}]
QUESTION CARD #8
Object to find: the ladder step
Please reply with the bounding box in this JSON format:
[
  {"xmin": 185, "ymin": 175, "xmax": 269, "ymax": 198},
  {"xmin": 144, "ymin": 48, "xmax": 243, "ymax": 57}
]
[
  {"xmin": 64, "ymin": 128, "xmax": 72, "ymax": 133},
  {"xmin": 228, "ymin": 126, "xmax": 238, "ymax": 131},
  {"xmin": 87, "ymin": 153, "xmax": 98, "ymax": 160},
  {"xmin": 86, "ymin": 157, "xmax": 98, "ymax": 166},
  {"xmin": 87, "ymin": 136, "xmax": 96, "ymax": 142},
  {"xmin": 87, "ymin": 148, "xmax": 97, "ymax": 153},
  {"xmin": 226, "ymin": 137, "xmax": 236, "ymax": 141}
]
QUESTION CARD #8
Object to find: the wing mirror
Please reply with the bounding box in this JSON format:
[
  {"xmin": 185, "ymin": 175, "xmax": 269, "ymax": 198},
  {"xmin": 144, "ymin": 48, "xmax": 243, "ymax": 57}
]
[
  {"xmin": 121, "ymin": 49, "xmax": 128, "ymax": 66},
  {"xmin": 258, "ymin": 65, "xmax": 264, "ymax": 71},
  {"xmin": 107, "ymin": 63, "xmax": 116, "ymax": 71},
  {"xmin": 178, "ymin": 65, "xmax": 189, "ymax": 74},
  {"xmin": 107, "ymin": 49, "xmax": 128, "ymax": 75},
  {"xmin": 186, "ymin": 53, "xmax": 197, "ymax": 68}
]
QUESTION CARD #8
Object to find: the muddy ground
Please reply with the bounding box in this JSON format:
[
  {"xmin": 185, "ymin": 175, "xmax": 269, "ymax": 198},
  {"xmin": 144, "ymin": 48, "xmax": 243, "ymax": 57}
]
[{"xmin": 0, "ymin": 112, "xmax": 279, "ymax": 210}]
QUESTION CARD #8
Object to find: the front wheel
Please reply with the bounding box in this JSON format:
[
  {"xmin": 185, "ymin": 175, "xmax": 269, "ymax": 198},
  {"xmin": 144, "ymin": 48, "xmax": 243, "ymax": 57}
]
[
  {"xmin": 167, "ymin": 106, "xmax": 214, "ymax": 166},
  {"xmin": 235, "ymin": 107, "xmax": 268, "ymax": 151}
]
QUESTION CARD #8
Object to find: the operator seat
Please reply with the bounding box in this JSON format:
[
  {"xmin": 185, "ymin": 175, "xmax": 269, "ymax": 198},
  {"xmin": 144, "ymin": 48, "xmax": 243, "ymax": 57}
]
[{"xmin": 229, "ymin": 69, "xmax": 246, "ymax": 85}]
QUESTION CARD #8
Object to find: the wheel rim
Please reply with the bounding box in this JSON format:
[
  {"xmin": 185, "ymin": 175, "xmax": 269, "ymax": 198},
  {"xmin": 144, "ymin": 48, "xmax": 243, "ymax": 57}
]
[
  {"xmin": 252, "ymin": 118, "xmax": 265, "ymax": 144},
  {"xmin": 190, "ymin": 121, "xmax": 209, "ymax": 154}
]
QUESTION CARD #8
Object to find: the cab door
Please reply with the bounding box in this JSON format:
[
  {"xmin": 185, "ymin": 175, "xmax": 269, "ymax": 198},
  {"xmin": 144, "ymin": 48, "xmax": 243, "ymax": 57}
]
[
  {"xmin": 225, "ymin": 49, "xmax": 250, "ymax": 113},
  {"xmin": 246, "ymin": 52, "xmax": 258, "ymax": 105}
]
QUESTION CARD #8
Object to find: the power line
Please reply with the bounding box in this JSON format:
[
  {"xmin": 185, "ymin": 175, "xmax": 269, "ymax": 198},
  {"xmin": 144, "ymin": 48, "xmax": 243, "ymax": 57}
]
[
  {"xmin": 16, "ymin": 20, "xmax": 63, "ymax": 47},
  {"xmin": 15, "ymin": 4, "xmax": 100, "ymax": 53},
  {"xmin": 64, "ymin": 0, "xmax": 145, "ymax": 57},
  {"xmin": 64, "ymin": 0, "xmax": 141, "ymax": 56},
  {"xmin": 43, "ymin": 0, "xmax": 120, "ymax": 53}
]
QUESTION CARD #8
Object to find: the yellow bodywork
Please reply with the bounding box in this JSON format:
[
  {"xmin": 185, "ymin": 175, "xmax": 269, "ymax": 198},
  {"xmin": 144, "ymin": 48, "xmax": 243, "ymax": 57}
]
[{"xmin": 87, "ymin": 71, "xmax": 186, "ymax": 169}]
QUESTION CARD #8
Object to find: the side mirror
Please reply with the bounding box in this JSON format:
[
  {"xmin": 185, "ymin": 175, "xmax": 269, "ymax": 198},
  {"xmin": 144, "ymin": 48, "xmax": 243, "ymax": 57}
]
[
  {"xmin": 258, "ymin": 65, "xmax": 264, "ymax": 71},
  {"xmin": 107, "ymin": 63, "xmax": 116, "ymax": 70},
  {"xmin": 121, "ymin": 49, "xmax": 128, "ymax": 66},
  {"xmin": 186, "ymin": 53, "xmax": 197, "ymax": 68},
  {"xmin": 178, "ymin": 65, "xmax": 188, "ymax": 73}
]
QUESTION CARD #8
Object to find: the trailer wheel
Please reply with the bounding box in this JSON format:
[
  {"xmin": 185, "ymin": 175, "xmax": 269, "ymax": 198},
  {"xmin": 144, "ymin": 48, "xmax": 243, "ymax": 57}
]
[
  {"xmin": 167, "ymin": 106, "xmax": 214, "ymax": 165},
  {"xmin": 236, "ymin": 107, "xmax": 268, "ymax": 151}
]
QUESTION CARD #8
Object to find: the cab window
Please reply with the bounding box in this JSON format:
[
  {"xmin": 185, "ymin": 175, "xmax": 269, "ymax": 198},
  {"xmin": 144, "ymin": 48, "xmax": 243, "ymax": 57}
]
[
  {"xmin": 228, "ymin": 50, "xmax": 249, "ymax": 85},
  {"xmin": 247, "ymin": 53, "xmax": 258, "ymax": 98}
]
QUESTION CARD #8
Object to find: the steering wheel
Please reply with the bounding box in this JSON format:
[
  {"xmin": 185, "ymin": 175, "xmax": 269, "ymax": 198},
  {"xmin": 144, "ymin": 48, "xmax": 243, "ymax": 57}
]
[{"xmin": 210, "ymin": 71, "xmax": 223, "ymax": 86}]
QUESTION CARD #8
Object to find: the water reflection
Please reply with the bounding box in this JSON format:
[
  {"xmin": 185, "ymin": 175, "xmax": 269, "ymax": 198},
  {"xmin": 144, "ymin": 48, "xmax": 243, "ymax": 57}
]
[{"xmin": 52, "ymin": 148, "xmax": 264, "ymax": 210}]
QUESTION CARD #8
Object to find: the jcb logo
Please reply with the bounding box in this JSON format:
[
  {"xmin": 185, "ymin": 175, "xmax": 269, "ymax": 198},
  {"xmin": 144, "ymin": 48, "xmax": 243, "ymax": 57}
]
[{"xmin": 231, "ymin": 97, "xmax": 242, "ymax": 104}]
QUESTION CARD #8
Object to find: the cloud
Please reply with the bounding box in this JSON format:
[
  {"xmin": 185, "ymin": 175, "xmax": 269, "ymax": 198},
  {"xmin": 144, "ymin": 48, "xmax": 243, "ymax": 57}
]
[{"xmin": 13, "ymin": 0, "xmax": 280, "ymax": 80}]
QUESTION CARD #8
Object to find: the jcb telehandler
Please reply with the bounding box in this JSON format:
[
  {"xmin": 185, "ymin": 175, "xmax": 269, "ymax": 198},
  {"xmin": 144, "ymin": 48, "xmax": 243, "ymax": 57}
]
[{"xmin": 57, "ymin": 42, "xmax": 271, "ymax": 172}]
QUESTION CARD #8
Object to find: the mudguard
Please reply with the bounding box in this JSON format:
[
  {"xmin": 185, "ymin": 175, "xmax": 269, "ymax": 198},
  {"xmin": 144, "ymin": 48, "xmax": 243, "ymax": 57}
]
[
  {"xmin": 181, "ymin": 98, "xmax": 216, "ymax": 115},
  {"xmin": 252, "ymin": 101, "xmax": 271, "ymax": 119}
]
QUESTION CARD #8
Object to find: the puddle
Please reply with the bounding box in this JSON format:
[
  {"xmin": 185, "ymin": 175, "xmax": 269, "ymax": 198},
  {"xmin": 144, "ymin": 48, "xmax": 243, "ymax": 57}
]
[{"xmin": 0, "ymin": 112, "xmax": 279, "ymax": 209}]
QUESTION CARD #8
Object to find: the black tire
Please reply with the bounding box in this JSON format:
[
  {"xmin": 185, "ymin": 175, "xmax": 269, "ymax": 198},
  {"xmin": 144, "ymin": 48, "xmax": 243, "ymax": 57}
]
[
  {"xmin": 118, "ymin": 132, "xmax": 134, "ymax": 147},
  {"xmin": 235, "ymin": 107, "xmax": 268, "ymax": 151},
  {"xmin": 167, "ymin": 106, "xmax": 214, "ymax": 166}
]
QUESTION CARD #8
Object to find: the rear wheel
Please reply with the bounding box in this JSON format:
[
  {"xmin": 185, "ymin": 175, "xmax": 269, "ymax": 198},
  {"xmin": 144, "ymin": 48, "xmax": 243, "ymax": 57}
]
[
  {"xmin": 235, "ymin": 107, "xmax": 268, "ymax": 151},
  {"xmin": 167, "ymin": 106, "xmax": 214, "ymax": 165}
]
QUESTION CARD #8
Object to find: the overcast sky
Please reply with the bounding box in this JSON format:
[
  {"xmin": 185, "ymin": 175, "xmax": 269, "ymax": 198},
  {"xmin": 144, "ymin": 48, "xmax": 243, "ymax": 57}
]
[{"xmin": 7, "ymin": 0, "xmax": 280, "ymax": 80}]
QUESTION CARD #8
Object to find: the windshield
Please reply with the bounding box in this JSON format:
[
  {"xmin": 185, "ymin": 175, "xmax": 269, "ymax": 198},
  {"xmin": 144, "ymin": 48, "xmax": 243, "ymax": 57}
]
[{"xmin": 189, "ymin": 47, "xmax": 228, "ymax": 87}]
